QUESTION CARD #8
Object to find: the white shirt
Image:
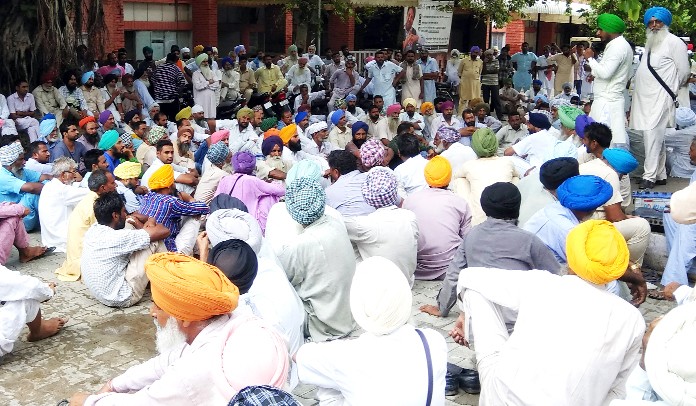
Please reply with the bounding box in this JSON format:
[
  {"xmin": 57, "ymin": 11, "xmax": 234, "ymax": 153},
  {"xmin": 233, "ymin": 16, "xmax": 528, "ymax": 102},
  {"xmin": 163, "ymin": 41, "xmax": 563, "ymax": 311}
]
[
  {"xmin": 24, "ymin": 158, "xmax": 52, "ymax": 175},
  {"xmin": 296, "ymin": 324, "xmax": 447, "ymax": 406},
  {"xmin": 511, "ymin": 129, "xmax": 557, "ymax": 169},
  {"xmin": 457, "ymin": 268, "xmax": 645, "ymax": 406},
  {"xmin": 216, "ymin": 120, "xmax": 260, "ymax": 155},
  {"xmin": 394, "ymin": 155, "xmax": 429, "ymax": 200},
  {"xmin": 141, "ymin": 159, "xmax": 188, "ymax": 191},
  {"xmin": 579, "ymin": 158, "xmax": 623, "ymax": 219},
  {"xmin": 496, "ymin": 124, "xmax": 528, "ymax": 155},
  {"xmin": 399, "ymin": 111, "xmax": 425, "ymax": 136},
  {"xmin": 439, "ymin": 143, "xmax": 478, "ymax": 172},
  {"xmin": 38, "ymin": 178, "xmax": 90, "ymax": 252},
  {"xmin": 344, "ymin": 206, "xmax": 419, "ymax": 284},
  {"xmin": 587, "ymin": 36, "xmax": 634, "ymax": 103},
  {"xmin": 285, "ymin": 65, "xmax": 312, "ymax": 94}
]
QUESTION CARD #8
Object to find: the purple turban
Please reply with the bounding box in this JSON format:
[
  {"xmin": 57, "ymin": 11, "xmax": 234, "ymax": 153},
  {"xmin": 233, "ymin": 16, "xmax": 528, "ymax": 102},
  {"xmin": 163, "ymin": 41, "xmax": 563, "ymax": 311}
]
[
  {"xmin": 360, "ymin": 139, "xmax": 386, "ymax": 169},
  {"xmin": 232, "ymin": 151, "xmax": 256, "ymax": 174},
  {"xmin": 220, "ymin": 57, "xmax": 234, "ymax": 67},
  {"xmin": 98, "ymin": 110, "xmax": 113, "ymax": 125},
  {"xmin": 262, "ymin": 136, "xmax": 284, "ymax": 157},
  {"xmin": 575, "ymin": 114, "xmax": 595, "ymax": 139},
  {"xmin": 470, "ymin": 46, "xmax": 481, "ymax": 53},
  {"xmin": 441, "ymin": 100, "xmax": 455, "ymax": 110}
]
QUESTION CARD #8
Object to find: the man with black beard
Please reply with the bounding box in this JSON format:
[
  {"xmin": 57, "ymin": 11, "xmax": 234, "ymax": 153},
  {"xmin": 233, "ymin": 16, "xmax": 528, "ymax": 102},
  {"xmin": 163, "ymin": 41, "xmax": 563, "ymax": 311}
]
[
  {"xmin": 81, "ymin": 71, "xmax": 105, "ymax": 119},
  {"xmin": 345, "ymin": 94, "xmax": 365, "ymax": 119},
  {"xmin": 138, "ymin": 46, "xmax": 156, "ymax": 73},
  {"xmin": 630, "ymin": 7, "xmax": 691, "ymax": 189},
  {"xmin": 77, "ymin": 117, "xmax": 101, "ymax": 151},
  {"xmin": 365, "ymin": 104, "xmax": 383, "ymax": 139},
  {"xmin": 58, "ymin": 70, "xmax": 89, "ymax": 121}
]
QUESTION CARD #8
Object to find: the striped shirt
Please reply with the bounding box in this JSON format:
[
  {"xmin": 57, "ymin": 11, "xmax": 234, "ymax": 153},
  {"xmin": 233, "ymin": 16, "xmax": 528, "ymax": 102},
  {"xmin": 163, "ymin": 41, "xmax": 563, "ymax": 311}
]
[
  {"xmin": 138, "ymin": 192, "xmax": 209, "ymax": 251},
  {"xmin": 153, "ymin": 63, "xmax": 186, "ymax": 101}
]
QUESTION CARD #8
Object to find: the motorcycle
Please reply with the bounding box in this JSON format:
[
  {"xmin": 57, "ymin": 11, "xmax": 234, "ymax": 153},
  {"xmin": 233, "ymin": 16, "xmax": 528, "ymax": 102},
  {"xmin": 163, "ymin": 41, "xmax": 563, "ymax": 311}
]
[
  {"xmin": 246, "ymin": 90, "xmax": 290, "ymax": 118},
  {"xmin": 216, "ymin": 98, "xmax": 246, "ymax": 120}
]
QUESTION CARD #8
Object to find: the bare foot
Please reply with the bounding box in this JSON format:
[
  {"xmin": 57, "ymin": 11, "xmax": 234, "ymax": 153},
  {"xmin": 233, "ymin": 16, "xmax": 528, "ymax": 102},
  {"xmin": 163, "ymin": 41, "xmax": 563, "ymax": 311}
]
[
  {"xmin": 449, "ymin": 314, "xmax": 469, "ymax": 347},
  {"xmin": 27, "ymin": 317, "xmax": 68, "ymax": 342},
  {"xmin": 19, "ymin": 246, "xmax": 48, "ymax": 263},
  {"xmin": 419, "ymin": 304, "xmax": 442, "ymax": 317}
]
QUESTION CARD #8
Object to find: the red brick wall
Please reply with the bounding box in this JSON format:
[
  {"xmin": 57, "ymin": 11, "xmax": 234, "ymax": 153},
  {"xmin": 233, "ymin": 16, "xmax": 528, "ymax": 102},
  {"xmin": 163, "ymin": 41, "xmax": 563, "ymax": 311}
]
[
  {"xmin": 327, "ymin": 13, "xmax": 355, "ymax": 52},
  {"xmin": 505, "ymin": 18, "xmax": 525, "ymax": 53},
  {"xmin": 103, "ymin": 0, "xmax": 125, "ymax": 51},
  {"xmin": 192, "ymin": 0, "xmax": 218, "ymax": 46},
  {"xmin": 285, "ymin": 10, "xmax": 294, "ymax": 51}
]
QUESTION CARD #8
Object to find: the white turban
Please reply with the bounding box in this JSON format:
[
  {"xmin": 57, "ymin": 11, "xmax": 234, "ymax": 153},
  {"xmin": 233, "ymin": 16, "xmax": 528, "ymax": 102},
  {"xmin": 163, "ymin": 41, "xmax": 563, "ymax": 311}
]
[
  {"xmin": 307, "ymin": 122, "xmax": 327, "ymax": 136},
  {"xmin": 350, "ymin": 256, "xmax": 412, "ymax": 336},
  {"xmin": 645, "ymin": 301, "xmax": 696, "ymax": 405},
  {"xmin": 545, "ymin": 140, "xmax": 578, "ymax": 162},
  {"xmin": 676, "ymin": 107, "xmax": 696, "ymax": 128},
  {"xmin": 191, "ymin": 104, "xmax": 205, "ymax": 114},
  {"xmin": 550, "ymin": 98, "xmax": 571, "ymax": 109},
  {"xmin": 206, "ymin": 209, "xmax": 263, "ymax": 254}
]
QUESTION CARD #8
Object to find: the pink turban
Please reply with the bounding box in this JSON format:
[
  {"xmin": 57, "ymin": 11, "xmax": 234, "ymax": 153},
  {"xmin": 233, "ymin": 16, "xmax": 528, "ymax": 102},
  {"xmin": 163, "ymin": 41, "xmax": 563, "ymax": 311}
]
[
  {"xmin": 211, "ymin": 130, "xmax": 230, "ymax": 144},
  {"xmin": 386, "ymin": 104, "xmax": 401, "ymax": 116}
]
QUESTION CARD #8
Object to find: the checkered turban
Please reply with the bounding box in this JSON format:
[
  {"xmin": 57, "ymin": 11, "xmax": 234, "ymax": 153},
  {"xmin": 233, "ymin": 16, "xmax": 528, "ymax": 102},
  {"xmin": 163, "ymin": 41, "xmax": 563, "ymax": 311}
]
[
  {"xmin": 147, "ymin": 126, "xmax": 168, "ymax": 145},
  {"xmin": 361, "ymin": 167, "xmax": 398, "ymax": 208},
  {"xmin": 360, "ymin": 139, "xmax": 385, "ymax": 168},
  {"xmin": 0, "ymin": 142, "xmax": 24, "ymax": 166},
  {"xmin": 207, "ymin": 142, "xmax": 230, "ymax": 165},
  {"xmin": 119, "ymin": 132, "xmax": 133, "ymax": 148},
  {"xmin": 437, "ymin": 126, "xmax": 461, "ymax": 144},
  {"xmin": 285, "ymin": 177, "xmax": 325, "ymax": 225},
  {"xmin": 227, "ymin": 385, "xmax": 302, "ymax": 406}
]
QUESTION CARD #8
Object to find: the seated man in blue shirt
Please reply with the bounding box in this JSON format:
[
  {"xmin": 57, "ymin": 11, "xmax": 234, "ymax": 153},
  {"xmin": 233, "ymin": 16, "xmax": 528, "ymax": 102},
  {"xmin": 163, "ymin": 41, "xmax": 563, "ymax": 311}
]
[{"xmin": 0, "ymin": 139, "xmax": 51, "ymax": 231}]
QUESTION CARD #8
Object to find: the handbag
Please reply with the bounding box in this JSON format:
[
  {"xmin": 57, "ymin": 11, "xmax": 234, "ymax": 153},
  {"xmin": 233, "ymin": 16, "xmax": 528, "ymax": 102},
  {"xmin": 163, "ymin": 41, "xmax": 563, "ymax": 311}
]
[
  {"xmin": 416, "ymin": 329, "xmax": 434, "ymax": 406},
  {"xmin": 646, "ymin": 52, "xmax": 679, "ymax": 108}
]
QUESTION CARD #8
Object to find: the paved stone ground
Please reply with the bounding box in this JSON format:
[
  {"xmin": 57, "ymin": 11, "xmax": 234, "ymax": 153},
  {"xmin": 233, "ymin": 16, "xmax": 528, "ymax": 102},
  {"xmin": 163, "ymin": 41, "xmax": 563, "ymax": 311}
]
[{"xmin": 0, "ymin": 223, "xmax": 678, "ymax": 406}]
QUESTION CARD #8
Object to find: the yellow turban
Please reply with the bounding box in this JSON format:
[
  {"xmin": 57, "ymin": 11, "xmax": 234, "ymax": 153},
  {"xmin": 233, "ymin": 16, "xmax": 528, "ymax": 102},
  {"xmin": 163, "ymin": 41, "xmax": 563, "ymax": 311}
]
[
  {"xmin": 402, "ymin": 98, "xmax": 417, "ymax": 108},
  {"xmin": 420, "ymin": 102, "xmax": 434, "ymax": 114},
  {"xmin": 175, "ymin": 106, "xmax": 192, "ymax": 122},
  {"xmin": 113, "ymin": 161, "xmax": 142, "ymax": 180},
  {"xmin": 193, "ymin": 45, "xmax": 204, "ymax": 55},
  {"xmin": 237, "ymin": 107, "xmax": 254, "ymax": 120},
  {"xmin": 148, "ymin": 164, "xmax": 175, "ymax": 190},
  {"xmin": 424, "ymin": 156, "xmax": 452, "ymax": 188},
  {"xmin": 279, "ymin": 124, "xmax": 297, "ymax": 145},
  {"xmin": 145, "ymin": 253, "xmax": 239, "ymax": 322},
  {"xmin": 566, "ymin": 220, "xmax": 629, "ymax": 285}
]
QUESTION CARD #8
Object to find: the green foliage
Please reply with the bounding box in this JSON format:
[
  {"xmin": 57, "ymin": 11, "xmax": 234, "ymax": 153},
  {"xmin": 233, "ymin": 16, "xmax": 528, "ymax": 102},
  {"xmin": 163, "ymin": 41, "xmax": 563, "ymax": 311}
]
[{"xmin": 456, "ymin": 0, "xmax": 536, "ymax": 26}]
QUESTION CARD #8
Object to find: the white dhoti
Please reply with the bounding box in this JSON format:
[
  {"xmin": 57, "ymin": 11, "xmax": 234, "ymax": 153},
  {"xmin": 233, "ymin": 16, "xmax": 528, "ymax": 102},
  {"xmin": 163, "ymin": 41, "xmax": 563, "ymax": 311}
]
[
  {"xmin": 15, "ymin": 117, "xmax": 40, "ymax": 142},
  {"xmin": 0, "ymin": 299, "xmax": 40, "ymax": 356},
  {"xmin": 641, "ymin": 112, "xmax": 669, "ymax": 182},
  {"xmin": 175, "ymin": 217, "xmax": 201, "ymax": 256},
  {"xmin": 124, "ymin": 240, "xmax": 166, "ymax": 306},
  {"xmin": 590, "ymin": 98, "xmax": 628, "ymax": 145}
]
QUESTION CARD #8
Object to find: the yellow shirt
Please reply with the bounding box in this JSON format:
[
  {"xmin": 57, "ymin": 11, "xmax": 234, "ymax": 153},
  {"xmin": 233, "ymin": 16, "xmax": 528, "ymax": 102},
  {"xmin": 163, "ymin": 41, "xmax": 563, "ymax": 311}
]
[
  {"xmin": 255, "ymin": 64, "xmax": 288, "ymax": 94},
  {"xmin": 55, "ymin": 192, "xmax": 98, "ymax": 281}
]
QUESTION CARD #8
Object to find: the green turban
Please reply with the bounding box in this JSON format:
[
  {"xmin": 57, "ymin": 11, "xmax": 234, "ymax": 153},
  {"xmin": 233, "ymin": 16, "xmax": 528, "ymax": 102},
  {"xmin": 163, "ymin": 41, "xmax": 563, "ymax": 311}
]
[
  {"xmin": 474, "ymin": 102, "xmax": 490, "ymax": 114},
  {"xmin": 288, "ymin": 44, "xmax": 298, "ymax": 53},
  {"xmin": 597, "ymin": 13, "xmax": 626, "ymax": 34},
  {"xmin": 558, "ymin": 106, "xmax": 584, "ymax": 129},
  {"xmin": 471, "ymin": 128, "xmax": 498, "ymax": 158},
  {"xmin": 237, "ymin": 107, "xmax": 254, "ymax": 120},
  {"xmin": 195, "ymin": 53, "xmax": 209, "ymax": 67},
  {"xmin": 260, "ymin": 117, "xmax": 277, "ymax": 132}
]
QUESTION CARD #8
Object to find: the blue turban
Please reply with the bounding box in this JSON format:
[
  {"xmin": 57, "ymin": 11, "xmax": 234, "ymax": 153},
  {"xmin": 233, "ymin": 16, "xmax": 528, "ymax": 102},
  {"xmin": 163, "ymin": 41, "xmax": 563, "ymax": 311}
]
[
  {"xmin": 286, "ymin": 177, "xmax": 326, "ymax": 226},
  {"xmin": 331, "ymin": 109, "xmax": 346, "ymax": 126},
  {"xmin": 261, "ymin": 135, "xmax": 284, "ymax": 157},
  {"xmin": 81, "ymin": 71, "xmax": 94, "ymax": 85},
  {"xmin": 39, "ymin": 119, "xmax": 56, "ymax": 138},
  {"xmin": 603, "ymin": 148, "xmax": 638, "ymax": 174},
  {"xmin": 234, "ymin": 45, "xmax": 246, "ymax": 55},
  {"xmin": 346, "ymin": 94, "xmax": 357, "ymax": 102},
  {"xmin": 528, "ymin": 112, "xmax": 551, "ymax": 130},
  {"xmin": 207, "ymin": 142, "xmax": 230, "ymax": 165},
  {"xmin": 286, "ymin": 159, "xmax": 322, "ymax": 185},
  {"xmin": 42, "ymin": 113, "xmax": 56, "ymax": 121},
  {"xmin": 532, "ymin": 79, "xmax": 543, "ymax": 86},
  {"xmin": 644, "ymin": 6, "xmax": 672, "ymax": 26},
  {"xmin": 98, "ymin": 130, "xmax": 120, "ymax": 150},
  {"xmin": 557, "ymin": 175, "xmax": 613, "ymax": 211},
  {"xmin": 533, "ymin": 94, "xmax": 549, "ymax": 105},
  {"xmin": 351, "ymin": 121, "xmax": 369, "ymax": 136},
  {"xmin": 470, "ymin": 46, "xmax": 481, "ymax": 53},
  {"xmin": 575, "ymin": 114, "xmax": 595, "ymax": 139},
  {"xmin": 294, "ymin": 111, "xmax": 308, "ymax": 124},
  {"xmin": 220, "ymin": 57, "xmax": 234, "ymax": 67}
]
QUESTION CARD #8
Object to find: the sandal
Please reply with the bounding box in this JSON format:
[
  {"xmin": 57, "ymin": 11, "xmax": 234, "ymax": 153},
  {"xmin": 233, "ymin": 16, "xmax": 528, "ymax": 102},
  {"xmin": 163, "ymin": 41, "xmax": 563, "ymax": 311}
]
[
  {"xmin": 28, "ymin": 246, "xmax": 56, "ymax": 262},
  {"xmin": 648, "ymin": 289, "xmax": 667, "ymax": 301}
]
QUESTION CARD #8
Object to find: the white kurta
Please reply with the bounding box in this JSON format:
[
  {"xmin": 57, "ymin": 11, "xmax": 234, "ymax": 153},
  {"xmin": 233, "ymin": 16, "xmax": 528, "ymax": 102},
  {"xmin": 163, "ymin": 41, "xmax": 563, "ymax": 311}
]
[
  {"xmin": 192, "ymin": 70, "xmax": 219, "ymax": 118},
  {"xmin": 587, "ymin": 35, "xmax": 634, "ymax": 145},
  {"xmin": 631, "ymin": 33, "xmax": 690, "ymax": 131},
  {"xmin": 38, "ymin": 178, "xmax": 90, "ymax": 252},
  {"xmin": 343, "ymin": 206, "xmax": 419, "ymax": 284},
  {"xmin": 457, "ymin": 268, "xmax": 645, "ymax": 406},
  {"xmin": 296, "ymin": 325, "xmax": 447, "ymax": 406},
  {"xmin": 0, "ymin": 265, "xmax": 53, "ymax": 355}
]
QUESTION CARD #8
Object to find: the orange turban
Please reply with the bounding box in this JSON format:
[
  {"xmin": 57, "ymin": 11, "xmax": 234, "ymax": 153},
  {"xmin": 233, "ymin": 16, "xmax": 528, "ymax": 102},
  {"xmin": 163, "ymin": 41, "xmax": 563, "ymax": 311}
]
[
  {"xmin": 263, "ymin": 128, "xmax": 281, "ymax": 139},
  {"xmin": 424, "ymin": 156, "xmax": 452, "ymax": 188},
  {"xmin": 566, "ymin": 220, "xmax": 629, "ymax": 285},
  {"xmin": 79, "ymin": 116, "xmax": 96, "ymax": 129},
  {"xmin": 148, "ymin": 164, "xmax": 175, "ymax": 190},
  {"xmin": 279, "ymin": 124, "xmax": 297, "ymax": 145},
  {"xmin": 145, "ymin": 253, "xmax": 240, "ymax": 322}
]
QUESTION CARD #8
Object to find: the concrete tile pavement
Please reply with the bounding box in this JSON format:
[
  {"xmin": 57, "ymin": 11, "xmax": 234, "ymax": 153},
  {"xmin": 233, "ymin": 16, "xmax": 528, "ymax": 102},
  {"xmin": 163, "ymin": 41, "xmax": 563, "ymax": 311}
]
[{"xmin": 0, "ymin": 231, "xmax": 675, "ymax": 406}]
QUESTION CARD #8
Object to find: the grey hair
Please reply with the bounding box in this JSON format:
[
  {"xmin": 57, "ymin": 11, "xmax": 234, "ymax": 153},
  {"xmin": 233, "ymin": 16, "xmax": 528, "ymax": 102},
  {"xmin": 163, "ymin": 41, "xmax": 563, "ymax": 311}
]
[
  {"xmin": 87, "ymin": 169, "xmax": 109, "ymax": 192},
  {"xmin": 51, "ymin": 156, "xmax": 77, "ymax": 176}
]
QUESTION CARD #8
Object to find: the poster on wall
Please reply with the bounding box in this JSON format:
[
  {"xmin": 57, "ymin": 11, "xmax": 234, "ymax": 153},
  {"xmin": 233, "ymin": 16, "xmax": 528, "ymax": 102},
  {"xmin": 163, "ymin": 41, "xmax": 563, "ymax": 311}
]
[{"xmin": 402, "ymin": 0, "xmax": 454, "ymax": 52}]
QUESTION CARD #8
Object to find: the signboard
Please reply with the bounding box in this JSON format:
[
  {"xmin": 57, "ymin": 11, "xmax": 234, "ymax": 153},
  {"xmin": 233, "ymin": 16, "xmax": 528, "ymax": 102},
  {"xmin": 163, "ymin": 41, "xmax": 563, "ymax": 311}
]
[{"xmin": 402, "ymin": 0, "xmax": 454, "ymax": 52}]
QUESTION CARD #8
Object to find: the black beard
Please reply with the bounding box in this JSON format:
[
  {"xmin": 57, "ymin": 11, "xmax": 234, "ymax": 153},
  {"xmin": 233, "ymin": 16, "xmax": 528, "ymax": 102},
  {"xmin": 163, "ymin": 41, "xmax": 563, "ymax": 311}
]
[
  {"xmin": 347, "ymin": 106, "xmax": 356, "ymax": 114},
  {"xmin": 288, "ymin": 140, "xmax": 302, "ymax": 152},
  {"xmin": 67, "ymin": 84, "xmax": 77, "ymax": 91},
  {"xmin": 85, "ymin": 133, "xmax": 99, "ymax": 143},
  {"xmin": 353, "ymin": 138, "xmax": 366, "ymax": 149},
  {"xmin": 370, "ymin": 115, "xmax": 379, "ymax": 122},
  {"xmin": 84, "ymin": 83, "xmax": 93, "ymax": 89},
  {"xmin": 465, "ymin": 120, "xmax": 475, "ymax": 127}
]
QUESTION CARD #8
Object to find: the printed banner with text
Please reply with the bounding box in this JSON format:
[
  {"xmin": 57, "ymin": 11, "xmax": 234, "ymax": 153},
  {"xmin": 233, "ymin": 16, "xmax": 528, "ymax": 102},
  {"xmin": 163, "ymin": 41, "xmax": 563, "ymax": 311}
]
[{"xmin": 402, "ymin": 0, "xmax": 454, "ymax": 52}]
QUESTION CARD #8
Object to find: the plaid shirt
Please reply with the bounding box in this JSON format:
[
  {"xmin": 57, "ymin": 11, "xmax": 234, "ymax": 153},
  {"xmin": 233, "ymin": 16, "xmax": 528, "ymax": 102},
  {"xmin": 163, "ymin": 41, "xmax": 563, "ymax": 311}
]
[
  {"xmin": 153, "ymin": 63, "xmax": 186, "ymax": 101},
  {"xmin": 139, "ymin": 192, "xmax": 209, "ymax": 251},
  {"xmin": 227, "ymin": 385, "xmax": 301, "ymax": 406}
]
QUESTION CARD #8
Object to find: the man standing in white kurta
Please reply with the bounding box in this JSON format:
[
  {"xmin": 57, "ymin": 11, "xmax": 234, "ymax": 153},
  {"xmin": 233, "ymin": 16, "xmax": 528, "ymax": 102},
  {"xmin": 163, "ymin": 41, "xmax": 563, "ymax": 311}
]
[
  {"xmin": 630, "ymin": 7, "xmax": 691, "ymax": 189},
  {"xmin": 584, "ymin": 14, "xmax": 634, "ymax": 147}
]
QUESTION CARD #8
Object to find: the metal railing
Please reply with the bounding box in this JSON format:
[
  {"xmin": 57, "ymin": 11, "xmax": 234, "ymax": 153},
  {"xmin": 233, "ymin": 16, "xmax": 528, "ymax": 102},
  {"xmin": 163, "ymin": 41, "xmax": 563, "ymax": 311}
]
[{"xmin": 350, "ymin": 49, "xmax": 450, "ymax": 73}]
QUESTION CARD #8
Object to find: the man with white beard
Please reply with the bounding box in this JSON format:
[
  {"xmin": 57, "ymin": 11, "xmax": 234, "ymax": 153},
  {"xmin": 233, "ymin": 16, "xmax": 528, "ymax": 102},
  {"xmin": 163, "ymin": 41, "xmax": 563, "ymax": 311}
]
[
  {"xmin": 375, "ymin": 103, "xmax": 402, "ymax": 146},
  {"xmin": 68, "ymin": 252, "xmax": 290, "ymax": 405},
  {"xmin": 630, "ymin": 7, "xmax": 691, "ymax": 189},
  {"xmin": 583, "ymin": 14, "xmax": 634, "ymax": 147},
  {"xmin": 219, "ymin": 57, "xmax": 241, "ymax": 102}
]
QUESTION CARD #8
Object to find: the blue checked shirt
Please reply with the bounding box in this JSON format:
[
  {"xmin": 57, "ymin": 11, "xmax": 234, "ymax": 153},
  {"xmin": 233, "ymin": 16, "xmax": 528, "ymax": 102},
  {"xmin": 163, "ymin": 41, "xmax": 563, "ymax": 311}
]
[{"xmin": 139, "ymin": 192, "xmax": 209, "ymax": 251}]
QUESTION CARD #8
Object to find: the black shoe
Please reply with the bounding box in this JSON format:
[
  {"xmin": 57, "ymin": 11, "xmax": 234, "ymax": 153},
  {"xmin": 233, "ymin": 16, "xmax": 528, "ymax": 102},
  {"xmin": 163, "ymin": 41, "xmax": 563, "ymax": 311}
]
[
  {"xmin": 458, "ymin": 370, "xmax": 481, "ymax": 394},
  {"xmin": 656, "ymin": 179, "xmax": 667, "ymax": 186},
  {"xmin": 445, "ymin": 371, "xmax": 460, "ymax": 396},
  {"xmin": 639, "ymin": 179, "xmax": 655, "ymax": 189}
]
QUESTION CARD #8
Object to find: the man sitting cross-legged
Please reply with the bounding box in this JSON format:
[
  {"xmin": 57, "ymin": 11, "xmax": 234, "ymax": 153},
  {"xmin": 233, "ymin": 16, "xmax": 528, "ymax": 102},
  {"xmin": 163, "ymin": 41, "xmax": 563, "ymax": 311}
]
[
  {"xmin": 81, "ymin": 192, "xmax": 169, "ymax": 307},
  {"xmin": 69, "ymin": 253, "xmax": 290, "ymax": 405},
  {"xmin": 0, "ymin": 264, "xmax": 67, "ymax": 356}
]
